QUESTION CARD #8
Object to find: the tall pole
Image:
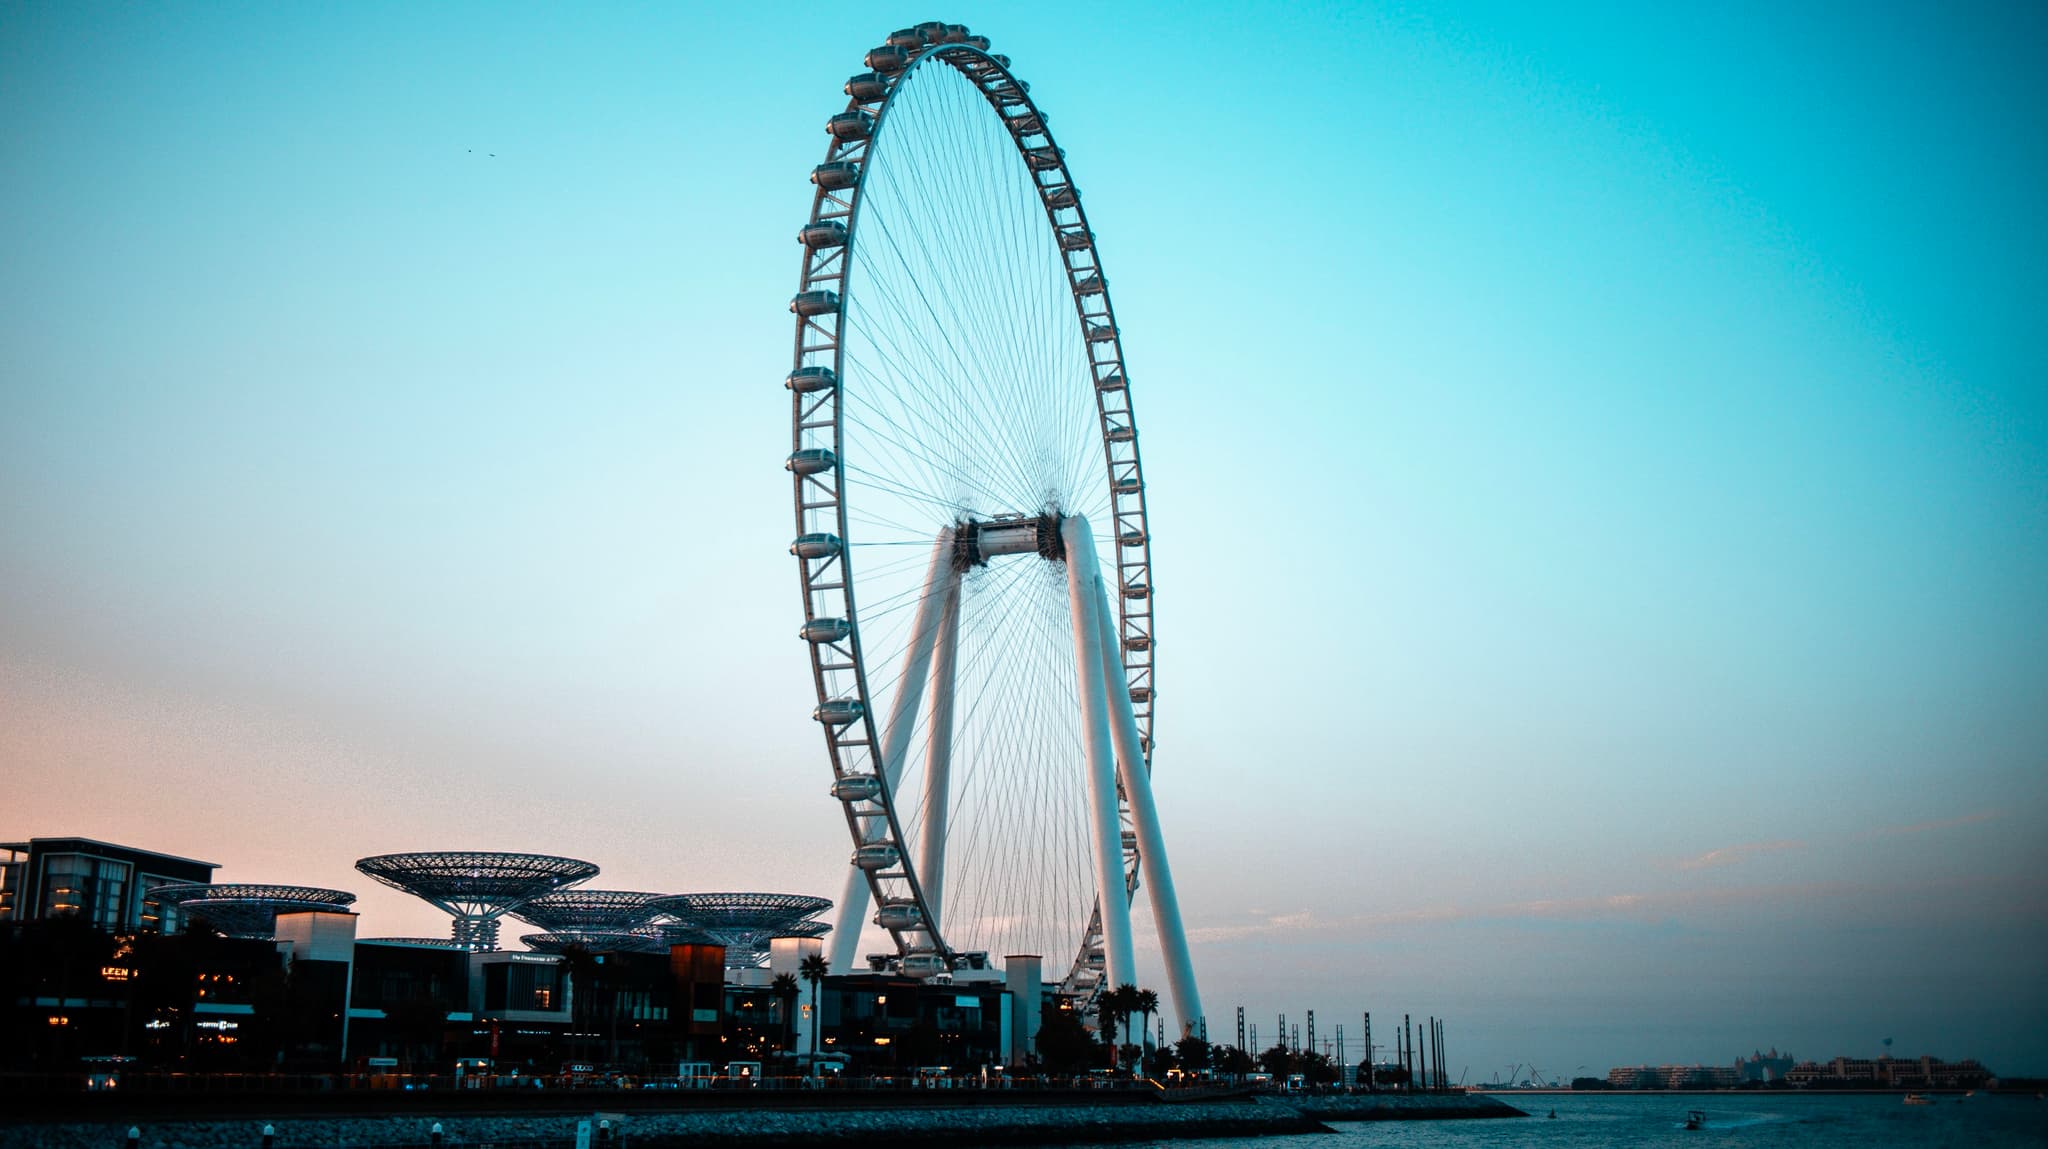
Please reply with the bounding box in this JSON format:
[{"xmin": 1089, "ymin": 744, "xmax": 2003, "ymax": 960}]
[
  {"xmin": 1364, "ymin": 1012, "xmax": 1374, "ymax": 1090},
  {"xmin": 1091, "ymin": 582, "xmax": 1204, "ymax": 1037},
  {"xmin": 915, "ymin": 576, "xmax": 962, "ymax": 931},
  {"xmin": 1236, "ymin": 1006, "xmax": 1245, "ymax": 1055},
  {"xmin": 1403, "ymin": 1015, "xmax": 1412, "ymax": 1091},
  {"xmin": 830, "ymin": 530, "xmax": 955, "ymax": 972},
  {"xmin": 1062, "ymin": 514, "xmax": 1137, "ymax": 997}
]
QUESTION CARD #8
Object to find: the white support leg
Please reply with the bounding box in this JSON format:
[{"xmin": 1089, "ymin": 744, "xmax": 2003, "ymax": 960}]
[
  {"xmin": 830, "ymin": 528, "xmax": 955, "ymax": 973},
  {"xmin": 1062, "ymin": 514, "xmax": 1138, "ymax": 998},
  {"xmin": 916, "ymin": 574, "xmax": 961, "ymax": 933},
  {"xmin": 1093, "ymin": 583, "xmax": 1206, "ymax": 1039}
]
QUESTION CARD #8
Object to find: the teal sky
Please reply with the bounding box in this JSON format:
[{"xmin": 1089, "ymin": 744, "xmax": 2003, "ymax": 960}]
[{"xmin": 3, "ymin": 2, "xmax": 2043, "ymax": 1075}]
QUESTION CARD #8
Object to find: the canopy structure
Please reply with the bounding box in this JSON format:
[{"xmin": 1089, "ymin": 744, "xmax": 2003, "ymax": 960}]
[
  {"xmin": 354, "ymin": 852, "xmax": 598, "ymax": 951},
  {"xmin": 650, "ymin": 893, "xmax": 833, "ymax": 968},
  {"xmin": 519, "ymin": 931, "xmax": 668, "ymax": 955},
  {"xmin": 514, "ymin": 889, "xmax": 666, "ymax": 933},
  {"xmin": 145, "ymin": 883, "xmax": 356, "ymax": 939}
]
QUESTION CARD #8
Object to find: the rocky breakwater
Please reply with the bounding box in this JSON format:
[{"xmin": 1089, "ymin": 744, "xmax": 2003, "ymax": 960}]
[
  {"xmin": 3, "ymin": 1099, "xmax": 1330, "ymax": 1149},
  {"xmin": 1264, "ymin": 1091, "xmax": 1527, "ymax": 1121}
]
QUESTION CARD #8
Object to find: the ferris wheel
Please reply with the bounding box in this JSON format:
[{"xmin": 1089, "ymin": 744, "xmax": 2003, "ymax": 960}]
[{"xmin": 785, "ymin": 21, "xmax": 1203, "ymax": 1035}]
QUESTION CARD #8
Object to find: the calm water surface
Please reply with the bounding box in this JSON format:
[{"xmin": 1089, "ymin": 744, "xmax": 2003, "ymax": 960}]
[{"xmin": 1105, "ymin": 1093, "xmax": 2048, "ymax": 1148}]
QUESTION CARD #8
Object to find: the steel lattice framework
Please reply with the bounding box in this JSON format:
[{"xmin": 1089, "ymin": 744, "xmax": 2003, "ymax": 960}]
[
  {"xmin": 650, "ymin": 893, "xmax": 832, "ymax": 968},
  {"xmin": 354, "ymin": 852, "xmax": 597, "ymax": 951},
  {"xmin": 514, "ymin": 890, "xmax": 667, "ymax": 933},
  {"xmin": 784, "ymin": 20, "xmax": 1202, "ymax": 1036},
  {"xmin": 146, "ymin": 883, "xmax": 357, "ymax": 939},
  {"xmin": 520, "ymin": 931, "xmax": 667, "ymax": 955}
]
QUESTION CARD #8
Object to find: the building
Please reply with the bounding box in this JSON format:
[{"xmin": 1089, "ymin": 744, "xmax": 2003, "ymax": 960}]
[
  {"xmin": 1, "ymin": 834, "xmax": 1079, "ymax": 1078},
  {"xmin": 1736, "ymin": 1047, "xmax": 1796, "ymax": 1083},
  {"xmin": 0, "ymin": 838, "xmax": 216, "ymax": 933},
  {"xmin": 1783, "ymin": 1055, "xmax": 1994, "ymax": 1089},
  {"xmin": 1605, "ymin": 1064, "xmax": 1739, "ymax": 1088}
]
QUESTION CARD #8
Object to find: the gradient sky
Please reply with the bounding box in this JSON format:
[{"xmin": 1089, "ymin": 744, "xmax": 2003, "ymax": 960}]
[{"xmin": 3, "ymin": 1, "xmax": 2044, "ymax": 1077}]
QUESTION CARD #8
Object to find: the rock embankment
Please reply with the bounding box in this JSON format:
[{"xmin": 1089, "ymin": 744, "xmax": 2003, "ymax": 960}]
[
  {"xmin": 1268, "ymin": 1091, "xmax": 1527, "ymax": 1121},
  {"xmin": 2, "ymin": 1100, "xmax": 1328, "ymax": 1149}
]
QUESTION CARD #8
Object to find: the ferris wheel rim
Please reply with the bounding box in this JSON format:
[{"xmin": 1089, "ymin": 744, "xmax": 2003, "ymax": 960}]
[{"xmin": 787, "ymin": 28, "xmax": 1158, "ymax": 983}]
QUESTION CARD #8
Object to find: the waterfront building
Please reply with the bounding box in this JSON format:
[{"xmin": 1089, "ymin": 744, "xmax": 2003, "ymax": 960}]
[
  {"xmin": 1783, "ymin": 1055, "xmax": 1994, "ymax": 1089},
  {"xmin": 0, "ymin": 833, "xmax": 1063, "ymax": 1077},
  {"xmin": 1736, "ymin": 1047, "xmax": 1796, "ymax": 1082},
  {"xmin": 0, "ymin": 837, "xmax": 216, "ymax": 933}
]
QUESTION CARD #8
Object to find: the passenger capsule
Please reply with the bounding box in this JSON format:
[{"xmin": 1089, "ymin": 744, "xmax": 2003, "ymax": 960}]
[
  {"xmin": 1085, "ymin": 322, "xmax": 1117, "ymax": 343},
  {"xmin": 1113, "ymin": 475, "xmax": 1142, "ymax": 494},
  {"xmin": 830, "ymin": 774, "xmax": 883, "ymax": 802},
  {"xmin": 1121, "ymin": 581, "xmax": 1151, "ymax": 600},
  {"xmin": 852, "ymin": 843, "xmax": 900, "ymax": 871},
  {"xmin": 1044, "ymin": 187, "xmax": 1078, "ymax": 210},
  {"xmin": 1121, "ymin": 830, "xmax": 1139, "ymax": 851},
  {"xmin": 790, "ymin": 532, "xmax": 843, "ymax": 558},
  {"xmin": 1007, "ymin": 113, "xmax": 1045, "ymax": 136},
  {"xmin": 940, "ymin": 24, "xmax": 969, "ymax": 43},
  {"xmin": 899, "ymin": 952, "xmax": 947, "ymax": 979},
  {"xmin": 865, "ymin": 44, "xmax": 909, "ymax": 73},
  {"xmin": 1074, "ymin": 275, "xmax": 1105, "ymax": 296},
  {"xmin": 811, "ymin": 161, "xmax": 860, "ymax": 191},
  {"xmin": 827, "ymin": 111, "xmax": 873, "ymax": 141},
  {"xmin": 800, "ymin": 617, "xmax": 853, "ymax": 644},
  {"xmin": 1118, "ymin": 528, "xmax": 1146, "ymax": 546},
  {"xmin": 1123, "ymin": 634, "xmax": 1152, "ymax": 652},
  {"xmin": 874, "ymin": 901, "xmax": 925, "ymax": 930},
  {"xmin": 886, "ymin": 27, "xmax": 924, "ymax": 48},
  {"xmin": 991, "ymin": 53, "xmax": 1011, "ymax": 68},
  {"xmin": 786, "ymin": 365, "xmax": 838, "ymax": 392},
  {"xmin": 1096, "ymin": 373, "xmax": 1127, "ymax": 393},
  {"xmin": 845, "ymin": 72, "xmax": 890, "ymax": 103},
  {"xmin": 1106, "ymin": 425, "xmax": 1135, "ymax": 443},
  {"xmin": 786, "ymin": 447, "xmax": 837, "ymax": 475},
  {"xmin": 799, "ymin": 221, "xmax": 848, "ymax": 249},
  {"xmin": 1129, "ymin": 686, "xmax": 1154, "ymax": 704},
  {"xmin": 1060, "ymin": 229, "xmax": 1094, "ymax": 252},
  {"xmin": 815, "ymin": 698, "xmax": 865, "ymax": 726},
  {"xmin": 914, "ymin": 20, "xmax": 946, "ymax": 40},
  {"xmin": 1023, "ymin": 147, "xmax": 1063, "ymax": 171},
  {"xmin": 791, "ymin": 289, "xmax": 841, "ymax": 317},
  {"xmin": 966, "ymin": 35, "xmax": 991, "ymax": 51}
]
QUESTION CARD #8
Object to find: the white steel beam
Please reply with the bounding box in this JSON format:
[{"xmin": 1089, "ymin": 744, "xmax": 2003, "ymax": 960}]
[
  {"xmin": 915, "ymin": 573, "xmax": 962, "ymax": 932},
  {"xmin": 830, "ymin": 528, "xmax": 954, "ymax": 973},
  {"xmin": 1093, "ymin": 582, "xmax": 1205, "ymax": 1038},
  {"xmin": 1062, "ymin": 514, "xmax": 1138, "ymax": 998}
]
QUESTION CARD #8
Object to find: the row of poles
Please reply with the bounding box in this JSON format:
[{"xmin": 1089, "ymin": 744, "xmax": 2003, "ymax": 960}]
[{"xmin": 1232, "ymin": 1006, "xmax": 1453, "ymax": 1091}]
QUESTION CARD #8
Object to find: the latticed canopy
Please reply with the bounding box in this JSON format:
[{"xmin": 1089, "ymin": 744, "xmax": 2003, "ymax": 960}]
[
  {"xmin": 513, "ymin": 889, "xmax": 666, "ymax": 932},
  {"xmin": 144, "ymin": 883, "xmax": 357, "ymax": 939},
  {"xmin": 520, "ymin": 931, "xmax": 668, "ymax": 955},
  {"xmin": 650, "ymin": 893, "xmax": 833, "ymax": 968},
  {"xmin": 354, "ymin": 852, "xmax": 598, "ymax": 950}
]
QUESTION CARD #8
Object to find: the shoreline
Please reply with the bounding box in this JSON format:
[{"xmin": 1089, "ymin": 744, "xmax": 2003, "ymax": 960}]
[{"xmin": 0, "ymin": 1091, "xmax": 1525, "ymax": 1148}]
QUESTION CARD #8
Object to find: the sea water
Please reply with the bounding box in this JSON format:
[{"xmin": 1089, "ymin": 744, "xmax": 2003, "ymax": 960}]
[{"xmin": 1116, "ymin": 1092, "xmax": 2048, "ymax": 1148}]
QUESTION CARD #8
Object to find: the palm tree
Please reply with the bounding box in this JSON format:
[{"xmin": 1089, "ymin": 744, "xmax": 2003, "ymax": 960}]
[
  {"xmin": 771, "ymin": 972, "xmax": 801, "ymax": 1055},
  {"xmin": 1102, "ymin": 984, "xmax": 1140, "ymax": 1067},
  {"xmin": 1133, "ymin": 988, "xmax": 1159, "ymax": 1054},
  {"xmin": 799, "ymin": 954, "xmax": 829, "ymax": 1058}
]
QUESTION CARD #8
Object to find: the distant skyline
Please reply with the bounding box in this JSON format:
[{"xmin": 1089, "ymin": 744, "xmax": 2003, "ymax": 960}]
[{"xmin": 2, "ymin": 2, "xmax": 2043, "ymax": 1075}]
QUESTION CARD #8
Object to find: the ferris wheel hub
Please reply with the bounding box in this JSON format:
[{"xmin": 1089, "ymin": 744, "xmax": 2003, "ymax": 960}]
[{"xmin": 952, "ymin": 513, "xmax": 1065, "ymax": 569}]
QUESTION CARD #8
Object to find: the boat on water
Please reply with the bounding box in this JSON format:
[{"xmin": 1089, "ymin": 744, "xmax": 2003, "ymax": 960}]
[
  {"xmin": 1683, "ymin": 1109, "xmax": 1706, "ymax": 1130},
  {"xmin": 1903, "ymin": 1093, "xmax": 1935, "ymax": 1106}
]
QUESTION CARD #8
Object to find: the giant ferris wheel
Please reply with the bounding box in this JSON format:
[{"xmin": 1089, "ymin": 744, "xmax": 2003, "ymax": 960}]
[{"xmin": 785, "ymin": 21, "xmax": 1203, "ymax": 1036}]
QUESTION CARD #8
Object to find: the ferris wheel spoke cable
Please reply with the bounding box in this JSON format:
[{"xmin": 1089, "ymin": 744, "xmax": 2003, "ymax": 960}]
[
  {"xmin": 881, "ymin": 81, "xmax": 1077, "ymax": 509},
  {"xmin": 853, "ymin": 198, "xmax": 1050, "ymax": 506}
]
